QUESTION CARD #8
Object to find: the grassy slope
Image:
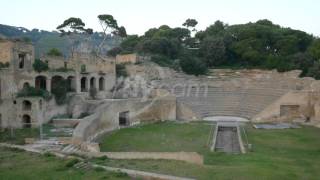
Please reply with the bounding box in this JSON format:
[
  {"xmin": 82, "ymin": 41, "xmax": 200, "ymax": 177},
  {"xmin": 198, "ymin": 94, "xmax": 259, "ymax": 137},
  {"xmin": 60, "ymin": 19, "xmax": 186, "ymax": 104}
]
[
  {"xmin": 0, "ymin": 147, "xmax": 130, "ymax": 180},
  {"xmin": 98, "ymin": 121, "xmax": 320, "ymax": 180},
  {"xmin": 100, "ymin": 121, "xmax": 213, "ymax": 152}
]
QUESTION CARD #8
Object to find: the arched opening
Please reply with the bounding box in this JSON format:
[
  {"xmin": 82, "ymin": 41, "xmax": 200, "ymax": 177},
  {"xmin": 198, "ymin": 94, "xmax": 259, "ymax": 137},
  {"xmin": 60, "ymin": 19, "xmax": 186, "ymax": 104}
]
[
  {"xmin": 35, "ymin": 76, "xmax": 47, "ymax": 90},
  {"xmin": 22, "ymin": 115, "xmax": 31, "ymax": 128},
  {"xmin": 67, "ymin": 76, "xmax": 76, "ymax": 92},
  {"xmin": 22, "ymin": 100, "xmax": 32, "ymax": 110},
  {"xmin": 119, "ymin": 111, "xmax": 130, "ymax": 126},
  {"xmin": 99, "ymin": 77, "xmax": 105, "ymax": 91},
  {"xmin": 90, "ymin": 77, "xmax": 96, "ymax": 89},
  {"xmin": 23, "ymin": 82, "xmax": 30, "ymax": 89},
  {"xmin": 51, "ymin": 76, "xmax": 64, "ymax": 92},
  {"xmin": 51, "ymin": 76, "xmax": 67, "ymax": 104},
  {"xmin": 18, "ymin": 53, "xmax": 26, "ymax": 69},
  {"xmin": 81, "ymin": 77, "xmax": 87, "ymax": 92}
]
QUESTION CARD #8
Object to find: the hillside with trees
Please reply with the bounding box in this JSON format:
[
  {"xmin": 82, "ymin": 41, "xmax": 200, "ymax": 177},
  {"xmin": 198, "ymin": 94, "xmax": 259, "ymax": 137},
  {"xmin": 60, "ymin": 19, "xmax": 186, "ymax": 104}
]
[
  {"xmin": 115, "ymin": 19, "xmax": 320, "ymax": 79},
  {"xmin": 0, "ymin": 24, "xmax": 121, "ymax": 58}
]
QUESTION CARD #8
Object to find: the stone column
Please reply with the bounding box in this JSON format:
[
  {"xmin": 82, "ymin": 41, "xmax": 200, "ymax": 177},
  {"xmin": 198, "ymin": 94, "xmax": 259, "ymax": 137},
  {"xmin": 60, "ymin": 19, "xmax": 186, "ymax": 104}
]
[
  {"xmin": 86, "ymin": 76, "xmax": 90, "ymax": 92},
  {"xmin": 75, "ymin": 74, "xmax": 81, "ymax": 93},
  {"xmin": 46, "ymin": 78, "xmax": 51, "ymax": 92}
]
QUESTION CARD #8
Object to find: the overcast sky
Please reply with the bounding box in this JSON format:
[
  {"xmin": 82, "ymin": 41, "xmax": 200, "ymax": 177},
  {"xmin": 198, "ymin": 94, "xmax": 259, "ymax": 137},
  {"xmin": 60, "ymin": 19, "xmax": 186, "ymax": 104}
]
[{"xmin": 1, "ymin": 0, "xmax": 319, "ymax": 36}]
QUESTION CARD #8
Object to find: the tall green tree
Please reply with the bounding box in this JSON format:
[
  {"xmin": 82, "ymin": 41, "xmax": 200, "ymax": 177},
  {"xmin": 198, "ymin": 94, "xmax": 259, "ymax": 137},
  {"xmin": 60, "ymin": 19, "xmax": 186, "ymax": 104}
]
[{"xmin": 57, "ymin": 17, "xmax": 93, "ymax": 57}]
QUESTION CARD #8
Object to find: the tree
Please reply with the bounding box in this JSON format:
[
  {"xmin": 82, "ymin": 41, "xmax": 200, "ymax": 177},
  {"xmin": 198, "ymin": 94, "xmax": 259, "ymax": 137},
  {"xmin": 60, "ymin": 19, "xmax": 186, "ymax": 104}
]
[
  {"xmin": 47, "ymin": 48, "xmax": 63, "ymax": 56},
  {"xmin": 56, "ymin": 17, "xmax": 93, "ymax": 57},
  {"xmin": 183, "ymin": 18, "xmax": 198, "ymax": 32},
  {"xmin": 308, "ymin": 39, "xmax": 320, "ymax": 60},
  {"xmin": 107, "ymin": 47, "xmax": 123, "ymax": 57},
  {"xmin": 33, "ymin": 59, "xmax": 49, "ymax": 72},
  {"xmin": 97, "ymin": 14, "xmax": 127, "ymax": 57},
  {"xmin": 179, "ymin": 51, "xmax": 207, "ymax": 75},
  {"xmin": 199, "ymin": 37, "xmax": 226, "ymax": 66},
  {"xmin": 120, "ymin": 35, "xmax": 140, "ymax": 53}
]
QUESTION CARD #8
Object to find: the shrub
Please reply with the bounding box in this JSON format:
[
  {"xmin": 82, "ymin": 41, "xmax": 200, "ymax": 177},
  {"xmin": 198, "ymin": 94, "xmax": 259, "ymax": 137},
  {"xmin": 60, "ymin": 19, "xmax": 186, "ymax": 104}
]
[
  {"xmin": 17, "ymin": 86, "xmax": 52, "ymax": 101},
  {"xmin": 80, "ymin": 64, "xmax": 86, "ymax": 73},
  {"xmin": 179, "ymin": 55, "xmax": 208, "ymax": 76},
  {"xmin": 64, "ymin": 158, "xmax": 80, "ymax": 168},
  {"xmin": 107, "ymin": 47, "xmax": 123, "ymax": 57},
  {"xmin": 0, "ymin": 62, "xmax": 9, "ymax": 68},
  {"xmin": 33, "ymin": 59, "xmax": 49, "ymax": 72},
  {"xmin": 51, "ymin": 79, "xmax": 67, "ymax": 105},
  {"xmin": 47, "ymin": 48, "xmax": 63, "ymax": 56},
  {"xmin": 150, "ymin": 54, "xmax": 173, "ymax": 67},
  {"xmin": 116, "ymin": 64, "xmax": 128, "ymax": 77}
]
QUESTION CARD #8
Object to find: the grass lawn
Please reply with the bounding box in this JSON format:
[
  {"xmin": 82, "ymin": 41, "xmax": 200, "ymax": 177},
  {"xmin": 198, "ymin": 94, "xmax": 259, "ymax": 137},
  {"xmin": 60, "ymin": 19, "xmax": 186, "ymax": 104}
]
[
  {"xmin": 97, "ymin": 121, "xmax": 320, "ymax": 180},
  {"xmin": 0, "ymin": 124, "xmax": 72, "ymax": 145},
  {"xmin": 0, "ymin": 147, "xmax": 130, "ymax": 180},
  {"xmin": 100, "ymin": 121, "xmax": 213, "ymax": 152},
  {"xmin": 0, "ymin": 128, "xmax": 39, "ymax": 145}
]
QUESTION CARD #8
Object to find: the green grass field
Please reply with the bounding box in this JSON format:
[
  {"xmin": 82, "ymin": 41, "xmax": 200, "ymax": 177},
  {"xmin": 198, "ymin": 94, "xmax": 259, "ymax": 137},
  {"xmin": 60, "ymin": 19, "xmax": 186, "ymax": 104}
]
[
  {"xmin": 98, "ymin": 121, "xmax": 320, "ymax": 180},
  {"xmin": 0, "ymin": 147, "xmax": 130, "ymax": 180}
]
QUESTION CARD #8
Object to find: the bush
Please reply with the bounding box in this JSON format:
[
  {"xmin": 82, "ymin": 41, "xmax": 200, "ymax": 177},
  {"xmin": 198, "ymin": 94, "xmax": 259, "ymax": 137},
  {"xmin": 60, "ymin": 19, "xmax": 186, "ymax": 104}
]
[
  {"xmin": 116, "ymin": 64, "xmax": 128, "ymax": 77},
  {"xmin": 107, "ymin": 47, "xmax": 123, "ymax": 57},
  {"xmin": 150, "ymin": 54, "xmax": 173, "ymax": 67},
  {"xmin": 179, "ymin": 54, "xmax": 208, "ymax": 76},
  {"xmin": 80, "ymin": 64, "xmax": 86, "ymax": 73},
  {"xmin": 47, "ymin": 48, "xmax": 63, "ymax": 56},
  {"xmin": 51, "ymin": 79, "xmax": 67, "ymax": 105},
  {"xmin": 0, "ymin": 62, "xmax": 9, "ymax": 68},
  {"xmin": 33, "ymin": 59, "xmax": 49, "ymax": 72},
  {"xmin": 17, "ymin": 86, "xmax": 52, "ymax": 100},
  {"xmin": 64, "ymin": 158, "xmax": 80, "ymax": 168}
]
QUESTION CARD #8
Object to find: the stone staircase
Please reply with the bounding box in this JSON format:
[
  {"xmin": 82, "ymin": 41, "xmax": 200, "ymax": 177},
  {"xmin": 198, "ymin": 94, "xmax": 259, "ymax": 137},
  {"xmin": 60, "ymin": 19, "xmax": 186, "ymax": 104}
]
[
  {"xmin": 74, "ymin": 162, "xmax": 92, "ymax": 171},
  {"xmin": 61, "ymin": 144, "xmax": 82, "ymax": 154}
]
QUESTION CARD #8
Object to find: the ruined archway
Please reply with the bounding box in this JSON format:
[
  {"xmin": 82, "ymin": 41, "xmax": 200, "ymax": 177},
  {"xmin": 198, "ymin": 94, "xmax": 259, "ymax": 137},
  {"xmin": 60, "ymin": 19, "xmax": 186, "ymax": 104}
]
[
  {"xmin": 35, "ymin": 76, "xmax": 47, "ymax": 90},
  {"xmin": 22, "ymin": 115, "xmax": 31, "ymax": 128},
  {"xmin": 23, "ymin": 82, "xmax": 30, "ymax": 89},
  {"xmin": 99, "ymin": 77, "xmax": 105, "ymax": 91},
  {"xmin": 22, "ymin": 100, "xmax": 32, "ymax": 110},
  {"xmin": 81, "ymin": 77, "xmax": 87, "ymax": 92},
  {"xmin": 90, "ymin": 77, "xmax": 96, "ymax": 89},
  {"xmin": 67, "ymin": 76, "xmax": 76, "ymax": 92}
]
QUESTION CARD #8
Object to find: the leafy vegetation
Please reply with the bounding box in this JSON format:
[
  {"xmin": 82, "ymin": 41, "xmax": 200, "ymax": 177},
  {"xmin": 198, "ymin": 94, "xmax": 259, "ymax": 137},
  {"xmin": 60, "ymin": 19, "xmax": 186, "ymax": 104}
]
[
  {"xmin": 116, "ymin": 64, "xmax": 128, "ymax": 77},
  {"xmin": 0, "ymin": 128, "xmax": 39, "ymax": 145},
  {"xmin": 98, "ymin": 121, "xmax": 320, "ymax": 180},
  {"xmin": 17, "ymin": 86, "xmax": 52, "ymax": 100},
  {"xmin": 47, "ymin": 48, "xmax": 63, "ymax": 56},
  {"xmin": 116, "ymin": 19, "xmax": 320, "ymax": 78},
  {"xmin": 33, "ymin": 59, "xmax": 49, "ymax": 72},
  {"xmin": 51, "ymin": 79, "xmax": 68, "ymax": 105},
  {"xmin": 0, "ymin": 62, "xmax": 9, "ymax": 68},
  {"xmin": 0, "ymin": 147, "xmax": 130, "ymax": 180}
]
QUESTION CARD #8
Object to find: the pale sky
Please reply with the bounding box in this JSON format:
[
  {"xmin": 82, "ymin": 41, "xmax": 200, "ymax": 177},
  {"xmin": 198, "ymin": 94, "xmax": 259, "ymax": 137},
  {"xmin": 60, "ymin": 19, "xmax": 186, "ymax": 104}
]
[{"xmin": 1, "ymin": 0, "xmax": 319, "ymax": 36}]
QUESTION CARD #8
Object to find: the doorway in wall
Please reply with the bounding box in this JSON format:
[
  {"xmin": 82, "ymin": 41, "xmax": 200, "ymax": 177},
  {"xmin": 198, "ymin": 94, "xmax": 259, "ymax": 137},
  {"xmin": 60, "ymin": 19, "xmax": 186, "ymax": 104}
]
[{"xmin": 119, "ymin": 111, "xmax": 130, "ymax": 126}]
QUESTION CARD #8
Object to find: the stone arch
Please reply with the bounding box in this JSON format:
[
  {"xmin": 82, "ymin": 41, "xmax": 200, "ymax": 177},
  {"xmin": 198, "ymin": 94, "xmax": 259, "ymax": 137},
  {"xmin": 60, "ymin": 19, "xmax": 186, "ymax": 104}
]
[
  {"xmin": 22, "ymin": 100, "xmax": 32, "ymax": 110},
  {"xmin": 67, "ymin": 76, "xmax": 76, "ymax": 92},
  {"xmin": 90, "ymin": 77, "xmax": 96, "ymax": 89},
  {"xmin": 99, "ymin": 77, "xmax": 105, "ymax": 91},
  {"xmin": 51, "ymin": 75, "xmax": 64, "ymax": 92},
  {"xmin": 22, "ymin": 115, "xmax": 31, "ymax": 128},
  {"xmin": 35, "ymin": 76, "xmax": 47, "ymax": 90},
  {"xmin": 81, "ymin": 77, "xmax": 87, "ymax": 92},
  {"xmin": 23, "ymin": 82, "xmax": 30, "ymax": 89}
]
